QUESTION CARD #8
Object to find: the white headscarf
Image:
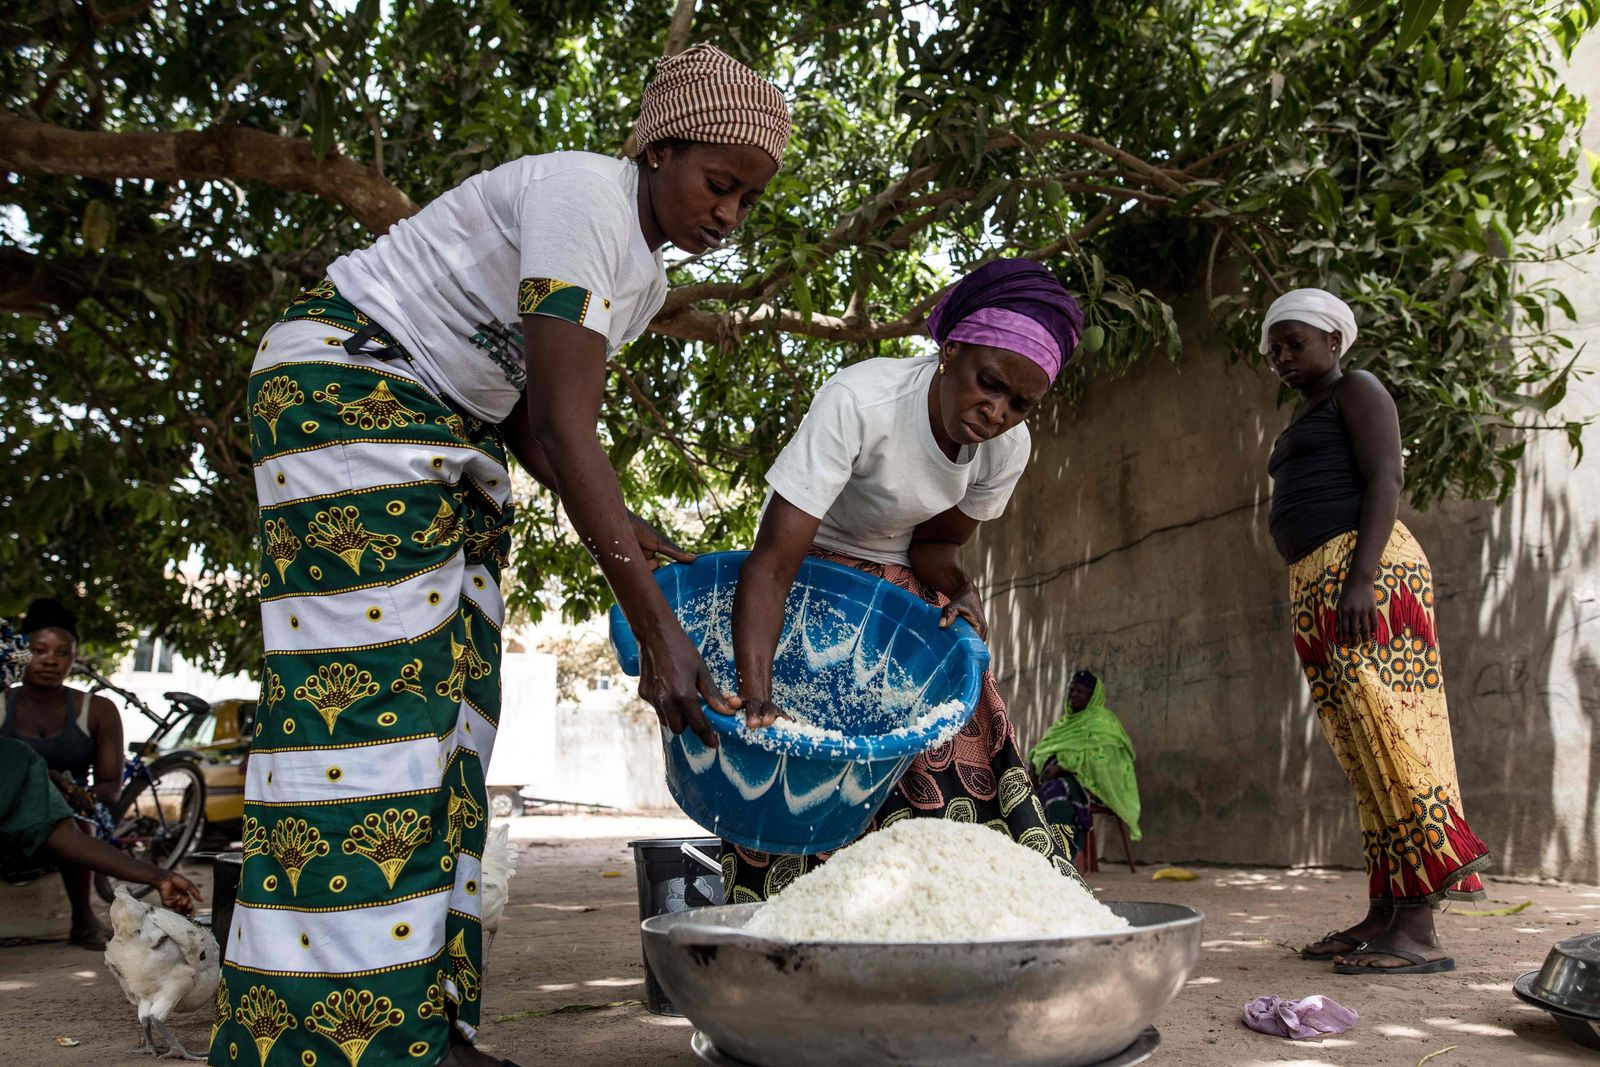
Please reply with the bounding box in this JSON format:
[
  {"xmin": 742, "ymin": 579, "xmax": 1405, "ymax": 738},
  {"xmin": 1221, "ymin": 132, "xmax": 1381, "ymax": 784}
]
[{"xmin": 1258, "ymin": 288, "xmax": 1359, "ymax": 356}]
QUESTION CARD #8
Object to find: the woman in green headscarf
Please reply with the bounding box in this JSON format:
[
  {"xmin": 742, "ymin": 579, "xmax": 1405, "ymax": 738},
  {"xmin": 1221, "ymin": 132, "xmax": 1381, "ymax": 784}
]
[{"xmin": 1030, "ymin": 670, "xmax": 1141, "ymax": 856}]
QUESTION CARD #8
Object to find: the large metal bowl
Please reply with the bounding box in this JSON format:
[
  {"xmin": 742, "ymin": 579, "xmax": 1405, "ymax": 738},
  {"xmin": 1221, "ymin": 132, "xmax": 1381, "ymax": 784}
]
[{"xmin": 642, "ymin": 900, "xmax": 1203, "ymax": 1067}]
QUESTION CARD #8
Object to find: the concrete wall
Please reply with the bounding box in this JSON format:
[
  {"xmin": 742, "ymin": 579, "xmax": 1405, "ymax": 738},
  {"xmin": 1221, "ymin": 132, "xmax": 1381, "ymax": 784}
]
[{"xmin": 977, "ymin": 34, "xmax": 1598, "ymax": 882}]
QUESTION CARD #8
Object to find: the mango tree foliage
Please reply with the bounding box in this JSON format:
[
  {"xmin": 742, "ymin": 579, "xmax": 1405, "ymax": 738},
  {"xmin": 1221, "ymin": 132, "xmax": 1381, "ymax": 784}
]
[{"xmin": 0, "ymin": 0, "xmax": 1592, "ymax": 668}]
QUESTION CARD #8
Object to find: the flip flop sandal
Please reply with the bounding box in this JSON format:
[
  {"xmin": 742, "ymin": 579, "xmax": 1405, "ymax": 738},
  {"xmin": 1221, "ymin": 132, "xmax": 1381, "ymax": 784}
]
[
  {"xmin": 68, "ymin": 927, "xmax": 112, "ymax": 950},
  {"xmin": 1333, "ymin": 947, "xmax": 1455, "ymax": 975},
  {"xmin": 1300, "ymin": 930, "xmax": 1365, "ymax": 961}
]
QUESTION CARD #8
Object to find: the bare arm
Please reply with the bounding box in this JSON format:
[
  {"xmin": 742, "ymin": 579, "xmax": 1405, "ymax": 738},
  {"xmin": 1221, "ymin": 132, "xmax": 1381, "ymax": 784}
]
[
  {"xmin": 505, "ymin": 390, "xmax": 691, "ymax": 570},
  {"xmin": 732, "ymin": 495, "xmax": 822, "ymax": 728},
  {"xmin": 521, "ymin": 315, "xmax": 732, "ymax": 745},
  {"xmin": 1335, "ymin": 370, "xmax": 1405, "ymax": 645},
  {"xmin": 502, "ymin": 392, "xmax": 560, "ymax": 492},
  {"xmin": 909, "ymin": 506, "xmax": 989, "ymax": 640},
  {"xmin": 86, "ymin": 692, "xmax": 123, "ymax": 806},
  {"xmin": 44, "ymin": 818, "xmax": 202, "ymax": 914}
]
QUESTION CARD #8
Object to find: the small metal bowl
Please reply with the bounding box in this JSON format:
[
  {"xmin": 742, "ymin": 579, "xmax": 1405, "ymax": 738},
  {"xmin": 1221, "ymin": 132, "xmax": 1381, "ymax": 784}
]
[
  {"xmin": 1528, "ymin": 933, "xmax": 1600, "ymax": 1018},
  {"xmin": 1513, "ymin": 973, "xmax": 1600, "ymax": 1050}
]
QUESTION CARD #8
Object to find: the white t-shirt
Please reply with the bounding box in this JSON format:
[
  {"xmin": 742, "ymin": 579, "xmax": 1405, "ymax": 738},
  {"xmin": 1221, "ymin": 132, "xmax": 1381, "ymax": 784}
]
[
  {"xmin": 764, "ymin": 355, "xmax": 1031, "ymax": 566},
  {"xmin": 327, "ymin": 152, "xmax": 667, "ymax": 422}
]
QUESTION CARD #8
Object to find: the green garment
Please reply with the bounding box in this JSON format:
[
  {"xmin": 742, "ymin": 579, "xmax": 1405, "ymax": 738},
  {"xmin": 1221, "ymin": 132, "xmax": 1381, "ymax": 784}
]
[
  {"xmin": 1029, "ymin": 680, "xmax": 1142, "ymax": 840},
  {"xmin": 1, "ymin": 735, "xmax": 74, "ymax": 861}
]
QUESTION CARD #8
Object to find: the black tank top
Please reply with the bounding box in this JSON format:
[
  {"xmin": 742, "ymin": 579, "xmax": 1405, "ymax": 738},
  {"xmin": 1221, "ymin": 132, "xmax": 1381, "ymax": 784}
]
[
  {"xmin": 1267, "ymin": 396, "xmax": 1365, "ymax": 564},
  {"xmin": 1, "ymin": 686, "xmax": 96, "ymax": 780}
]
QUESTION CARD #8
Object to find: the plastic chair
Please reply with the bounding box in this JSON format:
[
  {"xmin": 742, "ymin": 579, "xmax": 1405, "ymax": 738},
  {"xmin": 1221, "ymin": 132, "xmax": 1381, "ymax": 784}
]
[{"xmin": 1074, "ymin": 802, "xmax": 1136, "ymax": 874}]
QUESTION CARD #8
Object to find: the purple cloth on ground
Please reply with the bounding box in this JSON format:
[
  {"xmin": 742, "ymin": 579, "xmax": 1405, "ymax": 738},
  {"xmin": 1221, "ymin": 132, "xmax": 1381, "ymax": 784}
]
[{"xmin": 1242, "ymin": 995, "xmax": 1359, "ymax": 1040}]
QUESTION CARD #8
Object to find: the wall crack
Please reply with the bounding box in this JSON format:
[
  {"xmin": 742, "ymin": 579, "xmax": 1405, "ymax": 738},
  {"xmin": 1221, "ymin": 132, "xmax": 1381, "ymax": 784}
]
[{"xmin": 984, "ymin": 499, "xmax": 1265, "ymax": 601}]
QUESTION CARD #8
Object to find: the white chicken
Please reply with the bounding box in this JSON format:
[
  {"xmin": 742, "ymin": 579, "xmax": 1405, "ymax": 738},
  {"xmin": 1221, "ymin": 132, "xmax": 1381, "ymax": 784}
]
[
  {"xmin": 104, "ymin": 885, "xmax": 220, "ymax": 1060},
  {"xmin": 479, "ymin": 820, "xmax": 519, "ymax": 964}
]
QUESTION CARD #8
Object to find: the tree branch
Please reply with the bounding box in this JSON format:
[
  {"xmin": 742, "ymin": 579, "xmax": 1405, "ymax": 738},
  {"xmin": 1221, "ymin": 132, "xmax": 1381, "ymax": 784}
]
[
  {"xmin": 618, "ymin": 0, "xmax": 698, "ymax": 159},
  {"xmin": 0, "ymin": 115, "xmax": 418, "ymax": 234},
  {"xmin": 652, "ymin": 302, "xmax": 925, "ymax": 345},
  {"xmin": 658, "ymin": 125, "xmax": 1186, "ymax": 323},
  {"xmin": 608, "ymin": 359, "xmax": 745, "ymax": 474},
  {"xmin": 664, "ymin": 0, "xmax": 699, "ymax": 56},
  {"xmin": 0, "ymin": 246, "xmax": 325, "ymax": 317}
]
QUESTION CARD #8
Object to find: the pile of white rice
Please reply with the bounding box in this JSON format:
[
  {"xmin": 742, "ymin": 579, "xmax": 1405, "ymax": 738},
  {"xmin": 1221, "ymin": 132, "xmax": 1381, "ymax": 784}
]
[{"xmin": 745, "ymin": 819, "xmax": 1129, "ymax": 942}]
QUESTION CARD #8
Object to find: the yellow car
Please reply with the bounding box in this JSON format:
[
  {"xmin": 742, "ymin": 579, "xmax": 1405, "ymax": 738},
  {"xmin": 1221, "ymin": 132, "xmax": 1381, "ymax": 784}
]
[{"xmin": 159, "ymin": 697, "xmax": 255, "ymax": 834}]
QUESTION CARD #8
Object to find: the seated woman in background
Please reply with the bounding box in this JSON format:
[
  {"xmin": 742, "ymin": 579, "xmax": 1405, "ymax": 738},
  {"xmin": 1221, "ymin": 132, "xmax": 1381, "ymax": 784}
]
[
  {"xmin": 0, "ymin": 597, "xmax": 125, "ymax": 947},
  {"xmin": 1, "ymin": 736, "xmax": 200, "ymax": 915},
  {"xmin": 1030, "ymin": 669, "xmax": 1142, "ymax": 860},
  {"xmin": 725, "ymin": 258, "xmax": 1085, "ymax": 900}
]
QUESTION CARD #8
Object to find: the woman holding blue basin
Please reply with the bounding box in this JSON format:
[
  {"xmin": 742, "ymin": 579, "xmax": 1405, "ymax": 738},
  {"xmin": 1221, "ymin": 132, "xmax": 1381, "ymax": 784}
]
[{"xmin": 724, "ymin": 258, "xmax": 1085, "ymax": 900}]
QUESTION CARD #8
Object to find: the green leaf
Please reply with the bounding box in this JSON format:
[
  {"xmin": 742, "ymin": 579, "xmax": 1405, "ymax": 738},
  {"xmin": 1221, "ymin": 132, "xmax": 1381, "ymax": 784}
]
[
  {"xmin": 790, "ymin": 275, "xmax": 813, "ymax": 324},
  {"xmin": 1171, "ymin": 186, "xmax": 1212, "ymax": 214},
  {"xmin": 1397, "ymin": 0, "xmax": 1444, "ymax": 50},
  {"xmin": 310, "ymin": 79, "xmax": 336, "ymax": 160},
  {"xmin": 80, "ymin": 200, "xmax": 116, "ymax": 253},
  {"xmin": 1442, "ymin": 0, "xmax": 1471, "ymax": 29}
]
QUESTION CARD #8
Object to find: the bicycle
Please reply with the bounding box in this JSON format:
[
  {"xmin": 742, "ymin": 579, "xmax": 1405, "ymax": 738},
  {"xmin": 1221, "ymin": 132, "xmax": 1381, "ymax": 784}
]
[
  {"xmin": 0, "ymin": 622, "xmax": 27, "ymax": 687},
  {"xmin": 71, "ymin": 662, "xmax": 210, "ymax": 902}
]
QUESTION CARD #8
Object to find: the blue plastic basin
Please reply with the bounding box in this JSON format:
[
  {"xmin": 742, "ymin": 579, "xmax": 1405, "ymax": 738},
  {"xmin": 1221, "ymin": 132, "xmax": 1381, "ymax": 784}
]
[{"xmin": 609, "ymin": 551, "xmax": 988, "ymax": 854}]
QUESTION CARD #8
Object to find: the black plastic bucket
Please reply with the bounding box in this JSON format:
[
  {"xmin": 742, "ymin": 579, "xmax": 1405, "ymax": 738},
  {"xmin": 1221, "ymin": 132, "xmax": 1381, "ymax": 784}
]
[
  {"xmin": 210, "ymin": 853, "xmax": 244, "ymax": 950},
  {"xmin": 627, "ymin": 837, "xmax": 723, "ymax": 1015}
]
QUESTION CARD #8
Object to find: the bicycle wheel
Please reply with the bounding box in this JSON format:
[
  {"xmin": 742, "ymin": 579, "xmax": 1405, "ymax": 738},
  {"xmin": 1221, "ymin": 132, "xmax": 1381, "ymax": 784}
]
[{"xmin": 94, "ymin": 759, "xmax": 207, "ymax": 903}]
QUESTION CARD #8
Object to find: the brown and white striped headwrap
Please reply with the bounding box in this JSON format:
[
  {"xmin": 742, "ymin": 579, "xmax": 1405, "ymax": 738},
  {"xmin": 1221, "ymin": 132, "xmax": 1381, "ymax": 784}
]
[{"xmin": 632, "ymin": 43, "xmax": 791, "ymax": 166}]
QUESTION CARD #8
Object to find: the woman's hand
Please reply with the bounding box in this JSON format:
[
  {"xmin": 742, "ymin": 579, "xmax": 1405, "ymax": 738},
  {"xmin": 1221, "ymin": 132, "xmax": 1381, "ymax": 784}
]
[
  {"xmin": 153, "ymin": 871, "xmax": 204, "ymax": 916},
  {"xmin": 629, "ymin": 513, "xmax": 696, "ymax": 571},
  {"xmin": 1336, "ymin": 578, "xmax": 1381, "ymax": 646},
  {"xmin": 638, "ymin": 626, "xmax": 734, "ymax": 748},
  {"xmin": 733, "ymin": 497, "xmax": 821, "ymax": 735},
  {"xmin": 736, "ymin": 681, "xmax": 789, "ymax": 730},
  {"xmin": 939, "ymin": 584, "xmax": 989, "ymax": 641}
]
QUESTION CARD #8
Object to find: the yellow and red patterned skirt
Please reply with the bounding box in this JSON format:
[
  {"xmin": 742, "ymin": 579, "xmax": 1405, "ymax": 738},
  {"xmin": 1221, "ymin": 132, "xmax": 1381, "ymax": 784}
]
[{"xmin": 1291, "ymin": 522, "xmax": 1489, "ymax": 905}]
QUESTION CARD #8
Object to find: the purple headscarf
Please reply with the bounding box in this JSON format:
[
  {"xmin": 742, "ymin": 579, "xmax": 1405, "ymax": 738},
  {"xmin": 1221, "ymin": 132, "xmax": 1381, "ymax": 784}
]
[{"xmin": 927, "ymin": 259, "xmax": 1085, "ymax": 384}]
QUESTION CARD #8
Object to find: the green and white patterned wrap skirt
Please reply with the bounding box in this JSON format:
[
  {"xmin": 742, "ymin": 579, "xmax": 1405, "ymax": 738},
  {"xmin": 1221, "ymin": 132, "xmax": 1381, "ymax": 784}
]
[{"xmin": 211, "ymin": 282, "xmax": 514, "ymax": 1067}]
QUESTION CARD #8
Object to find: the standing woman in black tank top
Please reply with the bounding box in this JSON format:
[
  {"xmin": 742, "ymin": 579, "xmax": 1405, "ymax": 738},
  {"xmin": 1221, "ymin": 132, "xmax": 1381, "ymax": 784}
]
[
  {"xmin": 1, "ymin": 597, "xmax": 124, "ymax": 947},
  {"xmin": 1263, "ymin": 289, "xmax": 1491, "ymax": 975}
]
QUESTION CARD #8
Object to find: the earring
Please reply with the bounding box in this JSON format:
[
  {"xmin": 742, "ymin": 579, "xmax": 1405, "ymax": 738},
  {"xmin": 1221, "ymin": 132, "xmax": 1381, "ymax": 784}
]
[{"xmin": 938, "ymin": 362, "xmax": 946, "ymax": 375}]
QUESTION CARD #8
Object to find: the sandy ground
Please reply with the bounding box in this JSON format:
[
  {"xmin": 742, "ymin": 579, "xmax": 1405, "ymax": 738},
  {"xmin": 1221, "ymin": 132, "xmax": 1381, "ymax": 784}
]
[{"xmin": 2, "ymin": 811, "xmax": 1596, "ymax": 1066}]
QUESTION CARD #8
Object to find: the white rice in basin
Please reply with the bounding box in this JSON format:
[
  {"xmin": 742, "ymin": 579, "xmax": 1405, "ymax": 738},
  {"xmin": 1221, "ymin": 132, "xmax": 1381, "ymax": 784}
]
[{"xmin": 745, "ymin": 819, "xmax": 1129, "ymax": 942}]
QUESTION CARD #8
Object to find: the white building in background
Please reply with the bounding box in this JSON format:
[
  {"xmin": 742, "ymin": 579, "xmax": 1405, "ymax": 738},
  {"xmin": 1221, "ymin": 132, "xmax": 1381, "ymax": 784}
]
[
  {"xmin": 99, "ymin": 632, "xmax": 256, "ymax": 744},
  {"xmin": 495, "ymin": 616, "xmax": 676, "ymax": 813}
]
